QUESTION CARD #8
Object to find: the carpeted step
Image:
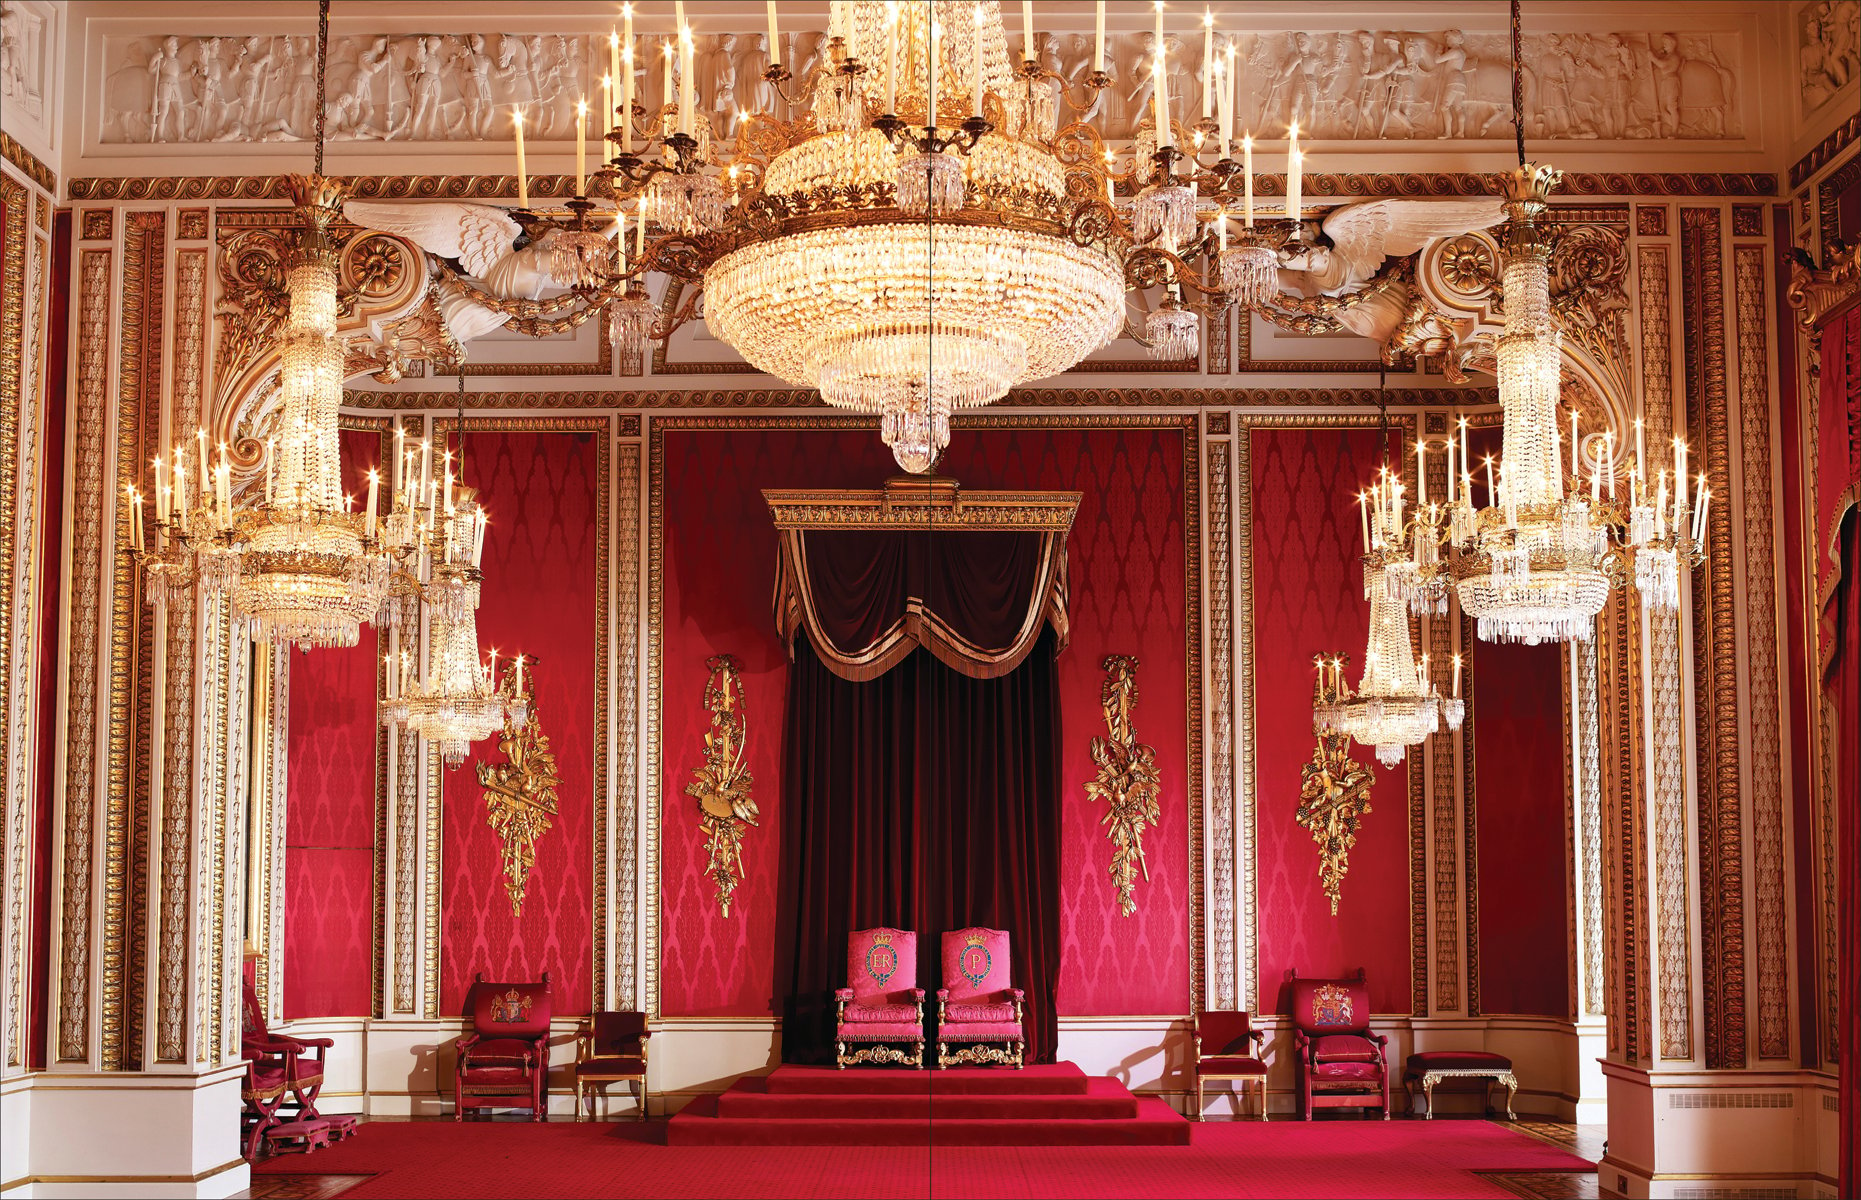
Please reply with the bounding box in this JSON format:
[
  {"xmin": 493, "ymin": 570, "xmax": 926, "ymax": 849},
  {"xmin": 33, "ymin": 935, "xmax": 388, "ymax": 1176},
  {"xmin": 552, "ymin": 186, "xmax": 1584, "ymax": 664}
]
[
  {"xmin": 666, "ymin": 1096, "xmax": 1192, "ymax": 1147},
  {"xmin": 763, "ymin": 1062, "xmax": 1092, "ymax": 1095},
  {"xmin": 716, "ymin": 1075, "xmax": 1140, "ymax": 1120}
]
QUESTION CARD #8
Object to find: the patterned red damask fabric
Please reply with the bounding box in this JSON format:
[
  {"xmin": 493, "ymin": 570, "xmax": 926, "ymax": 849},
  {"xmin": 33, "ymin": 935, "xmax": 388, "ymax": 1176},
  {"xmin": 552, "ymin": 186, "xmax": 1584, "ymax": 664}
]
[
  {"xmin": 440, "ymin": 431, "xmax": 597, "ymax": 1014},
  {"xmin": 660, "ymin": 426, "xmax": 1190, "ymax": 1017},
  {"xmin": 1252, "ymin": 428, "xmax": 1411, "ymax": 1014}
]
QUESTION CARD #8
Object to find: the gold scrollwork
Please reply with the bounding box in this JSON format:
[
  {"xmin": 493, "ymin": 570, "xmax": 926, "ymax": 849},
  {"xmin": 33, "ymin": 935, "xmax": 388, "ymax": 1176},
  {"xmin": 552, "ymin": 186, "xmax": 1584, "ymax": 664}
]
[
  {"xmin": 1296, "ymin": 702, "xmax": 1375, "ymax": 918},
  {"xmin": 938, "ymin": 1042, "xmax": 1024, "ymax": 1068},
  {"xmin": 685, "ymin": 655, "xmax": 758, "ymax": 918},
  {"xmin": 475, "ymin": 703, "xmax": 563, "ymax": 916},
  {"xmin": 1086, "ymin": 655, "xmax": 1161, "ymax": 918}
]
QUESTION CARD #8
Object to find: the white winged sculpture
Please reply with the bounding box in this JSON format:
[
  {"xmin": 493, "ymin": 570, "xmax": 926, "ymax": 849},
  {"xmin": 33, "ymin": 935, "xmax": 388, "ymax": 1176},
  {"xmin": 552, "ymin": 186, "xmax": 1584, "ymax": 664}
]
[
  {"xmin": 1275, "ymin": 197, "xmax": 1504, "ymax": 342},
  {"xmin": 343, "ymin": 200, "xmax": 594, "ymax": 344}
]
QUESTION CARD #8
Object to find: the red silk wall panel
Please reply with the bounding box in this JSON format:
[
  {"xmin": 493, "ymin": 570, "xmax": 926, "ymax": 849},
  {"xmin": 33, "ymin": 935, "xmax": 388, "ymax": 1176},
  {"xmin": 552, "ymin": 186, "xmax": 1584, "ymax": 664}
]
[
  {"xmin": 283, "ymin": 431, "xmax": 382, "ymax": 1020},
  {"xmin": 659, "ymin": 424, "xmax": 1190, "ymax": 1017},
  {"xmin": 1251, "ymin": 427, "xmax": 1411, "ymax": 1014},
  {"xmin": 440, "ymin": 430, "xmax": 597, "ymax": 1015},
  {"xmin": 1473, "ymin": 638, "xmax": 1571, "ymax": 1017}
]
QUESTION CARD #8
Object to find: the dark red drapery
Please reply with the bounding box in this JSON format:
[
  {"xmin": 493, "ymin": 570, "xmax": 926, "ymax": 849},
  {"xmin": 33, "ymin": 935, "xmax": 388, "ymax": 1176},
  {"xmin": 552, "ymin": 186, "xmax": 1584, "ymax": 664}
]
[
  {"xmin": 776, "ymin": 618, "xmax": 1062, "ymax": 1064},
  {"xmin": 1834, "ymin": 510, "xmax": 1860, "ymax": 1200}
]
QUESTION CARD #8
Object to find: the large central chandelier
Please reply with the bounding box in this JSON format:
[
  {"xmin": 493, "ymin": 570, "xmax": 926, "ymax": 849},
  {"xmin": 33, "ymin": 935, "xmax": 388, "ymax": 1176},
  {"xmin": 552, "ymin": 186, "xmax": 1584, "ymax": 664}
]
[
  {"xmin": 131, "ymin": 1, "xmax": 391, "ymax": 650},
  {"xmin": 473, "ymin": 0, "xmax": 1315, "ymax": 472}
]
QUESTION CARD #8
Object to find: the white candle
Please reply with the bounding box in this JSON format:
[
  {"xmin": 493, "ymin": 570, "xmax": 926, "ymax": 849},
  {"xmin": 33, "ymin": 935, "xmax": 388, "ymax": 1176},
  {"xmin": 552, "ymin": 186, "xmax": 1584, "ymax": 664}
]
[
  {"xmin": 928, "ymin": 18, "xmax": 940, "ymax": 127},
  {"xmin": 622, "ymin": 46, "xmax": 635, "ymax": 152},
  {"xmin": 1023, "ymin": 0, "xmax": 1035, "ymax": 62},
  {"xmin": 885, "ymin": 5, "xmax": 898, "ymax": 113},
  {"xmin": 1459, "ymin": 418, "xmax": 1470, "ymax": 482},
  {"xmin": 512, "ymin": 107, "xmax": 529, "ymax": 208},
  {"xmin": 616, "ymin": 210, "xmax": 627, "ymax": 273},
  {"xmin": 392, "ymin": 427, "xmax": 404, "ymax": 494},
  {"xmin": 1242, "ymin": 134, "xmax": 1253, "ymax": 225},
  {"xmin": 1674, "ymin": 438, "xmax": 1687, "ymax": 514},
  {"xmin": 1093, "ymin": 1, "xmax": 1105, "ymax": 72},
  {"xmin": 623, "ymin": 4, "xmax": 634, "ymax": 66},
  {"xmin": 1634, "ymin": 418, "xmax": 1645, "ymax": 488},
  {"xmin": 972, "ymin": 5, "xmax": 986, "ymax": 117},
  {"xmin": 1452, "ymin": 654, "xmax": 1462, "ymax": 698},
  {"xmin": 1570, "ymin": 409, "xmax": 1580, "ymax": 485},
  {"xmin": 575, "ymin": 99, "xmax": 588, "ymax": 195},
  {"xmin": 610, "ymin": 32, "xmax": 621, "ymax": 106},
  {"xmin": 1153, "ymin": 47, "xmax": 1170, "ymax": 147},
  {"xmin": 602, "ymin": 73, "xmax": 613, "ymax": 143},
  {"xmin": 1216, "ymin": 46, "xmax": 1232, "ymax": 159},
  {"xmin": 1445, "ymin": 439, "xmax": 1456, "ymax": 504},
  {"xmin": 515, "ymin": 654, "xmax": 524, "ymax": 695},
  {"xmin": 766, "ymin": 0, "xmax": 779, "ymax": 53},
  {"xmin": 1286, "ymin": 124, "xmax": 1301, "ymax": 222},
  {"xmin": 679, "ymin": 27, "xmax": 694, "ymax": 137},
  {"xmin": 197, "ymin": 428, "xmax": 209, "ymax": 493},
  {"xmin": 1605, "ymin": 433, "xmax": 1615, "ymax": 499},
  {"xmin": 1154, "ymin": 0, "xmax": 1164, "ymax": 48},
  {"xmin": 1201, "ymin": 9, "xmax": 1213, "ymax": 118},
  {"xmin": 1415, "ymin": 440, "xmax": 1426, "ymax": 507},
  {"xmin": 153, "ymin": 457, "xmax": 167, "ymax": 523},
  {"xmin": 1656, "ymin": 470, "xmax": 1668, "ymax": 539},
  {"xmin": 366, "ymin": 469, "xmax": 379, "ymax": 539},
  {"xmin": 127, "ymin": 487, "xmax": 141, "ymax": 550},
  {"xmin": 1591, "ymin": 452, "xmax": 1602, "ymax": 503},
  {"xmin": 1358, "ymin": 491, "xmax": 1369, "ymax": 552},
  {"xmin": 421, "ymin": 440, "xmax": 432, "ymax": 499},
  {"xmin": 1484, "ymin": 456, "xmax": 1496, "ymax": 509},
  {"xmin": 662, "ymin": 42, "xmax": 675, "ymax": 121}
]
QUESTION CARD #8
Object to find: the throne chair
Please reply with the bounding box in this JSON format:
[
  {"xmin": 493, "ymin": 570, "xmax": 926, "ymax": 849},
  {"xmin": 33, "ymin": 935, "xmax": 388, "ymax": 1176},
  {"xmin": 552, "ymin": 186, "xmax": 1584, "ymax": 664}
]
[
  {"xmin": 455, "ymin": 971, "xmax": 553, "ymax": 1121},
  {"xmin": 935, "ymin": 927, "xmax": 1025, "ymax": 1068},
  {"xmin": 835, "ymin": 927, "xmax": 926, "ymax": 1068},
  {"xmin": 1288, "ymin": 970, "xmax": 1389, "ymax": 1119},
  {"xmin": 239, "ymin": 980, "xmax": 332, "ymax": 1159}
]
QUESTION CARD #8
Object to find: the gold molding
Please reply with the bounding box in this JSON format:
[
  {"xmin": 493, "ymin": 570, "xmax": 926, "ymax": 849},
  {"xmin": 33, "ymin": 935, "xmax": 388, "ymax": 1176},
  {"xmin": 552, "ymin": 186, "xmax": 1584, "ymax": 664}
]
[
  {"xmin": 0, "ymin": 132, "xmax": 54, "ymax": 194},
  {"xmin": 1785, "ymin": 243, "xmax": 1861, "ymax": 329},
  {"xmin": 1087, "ymin": 656, "xmax": 1163, "ymax": 919},
  {"xmin": 1204, "ymin": 435, "xmax": 1239, "ymax": 1011},
  {"xmin": 343, "ymin": 385, "xmax": 1498, "ymax": 411},
  {"xmin": 67, "ymin": 171, "xmax": 1780, "ymax": 203},
  {"xmin": 765, "ymin": 477, "xmax": 1083, "ymax": 532},
  {"xmin": 1790, "ymin": 112, "xmax": 1861, "ymax": 190},
  {"xmin": 611, "ymin": 439, "xmax": 642, "ymax": 1010},
  {"xmin": 0, "ymin": 175, "xmax": 26, "ymax": 1069}
]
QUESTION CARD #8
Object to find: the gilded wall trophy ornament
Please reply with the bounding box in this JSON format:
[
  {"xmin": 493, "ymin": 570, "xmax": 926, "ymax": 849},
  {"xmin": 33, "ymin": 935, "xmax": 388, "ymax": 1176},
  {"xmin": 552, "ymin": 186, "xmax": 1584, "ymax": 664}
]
[
  {"xmin": 475, "ymin": 701, "xmax": 562, "ymax": 916},
  {"xmin": 1086, "ymin": 655, "xmax": 1161, "ymax": 918},
  {"xmin": 1299, "ymin": 654, "xmax": 1375, "ymax": 916},
  {"xmin": 685, "ymin": 655, "xmax": 758, "ymax": 918}
]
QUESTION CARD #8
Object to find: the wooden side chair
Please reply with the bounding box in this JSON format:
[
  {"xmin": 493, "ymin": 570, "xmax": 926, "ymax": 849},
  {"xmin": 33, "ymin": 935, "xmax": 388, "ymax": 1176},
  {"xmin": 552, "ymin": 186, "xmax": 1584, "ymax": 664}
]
[
  {"xmin": 1192, "ymin": 1011, "xmax": 1269, "ymax": 1121},
  {"xmin": 574, "ymin": 1011, "xmax": 651, "ymax": 1120}
]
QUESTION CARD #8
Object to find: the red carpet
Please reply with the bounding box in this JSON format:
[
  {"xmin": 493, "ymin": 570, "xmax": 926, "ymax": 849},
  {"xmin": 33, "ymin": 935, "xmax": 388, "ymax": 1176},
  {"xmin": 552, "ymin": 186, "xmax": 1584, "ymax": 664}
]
[
  {"xmin": 669, "ymin": 1063, "xmax": 1183, "ymax": 1145},
  {"xmin": 255, "ymin": 1116, "xmax": 1593, "ymax": 1198}
]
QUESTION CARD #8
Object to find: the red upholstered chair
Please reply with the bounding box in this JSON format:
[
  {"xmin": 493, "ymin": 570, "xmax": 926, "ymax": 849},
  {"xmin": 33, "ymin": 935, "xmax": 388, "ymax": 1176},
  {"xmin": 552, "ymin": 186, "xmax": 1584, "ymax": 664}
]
[
  {"xmin": 935, "ymin": 927, "xmax": 1024, "ymax": 1069},
  {"xmin": 1288, "ymin": 970, "xmax": 1389, "ymax": 1120},
  {"xmin": 574, "ymin": 1012, "xmax": 651, "ymax": 1119},
  {"xmin": 455, "ymin": 971, "xmax": 553, "ymax": 1121},
  {"xmin": 835, "ymin": 927, "xmax": 926, "ymax": 1068},
  {"xmin": 1193, "ymin": 1011, "xmax": 1269, "ymax": 1121},
  {"xmin": 238, "ymin": 980, "xmax": 331, "ymax": 1160}
]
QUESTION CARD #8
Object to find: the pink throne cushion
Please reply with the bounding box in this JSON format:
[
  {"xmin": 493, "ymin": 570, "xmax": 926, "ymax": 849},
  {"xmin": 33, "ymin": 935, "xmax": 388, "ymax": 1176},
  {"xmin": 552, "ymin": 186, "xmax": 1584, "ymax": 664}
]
[
  {"xmin": 846, "ymin": 927, "xmax": 918, "ymax": 1006},
  {"xmin": 940, "ymin": 927, "xmax": 1011, "ymax": 1003},
  {"xmin": 1288, "ymin": 976, "xmax": 1372, "ymax": 1037}
]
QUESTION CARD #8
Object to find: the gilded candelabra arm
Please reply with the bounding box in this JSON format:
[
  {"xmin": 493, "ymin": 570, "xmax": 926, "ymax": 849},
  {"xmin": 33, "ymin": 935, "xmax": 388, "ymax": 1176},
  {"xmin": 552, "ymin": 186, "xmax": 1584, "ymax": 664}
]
[{"xmin": 759, "ymin": 61, "xmax": 807, "ymax": 109}]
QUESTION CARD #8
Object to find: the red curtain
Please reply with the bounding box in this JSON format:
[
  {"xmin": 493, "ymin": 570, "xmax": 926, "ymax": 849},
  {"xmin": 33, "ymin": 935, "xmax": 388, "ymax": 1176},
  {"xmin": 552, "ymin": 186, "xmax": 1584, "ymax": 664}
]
[
  {"xmin": 1834, "ymin": 510, "xmax": 1860, "ymax": 1200},
  {"xmin": 777, "ymin": 627, "xmax": 1062, "ymax": 1064}
]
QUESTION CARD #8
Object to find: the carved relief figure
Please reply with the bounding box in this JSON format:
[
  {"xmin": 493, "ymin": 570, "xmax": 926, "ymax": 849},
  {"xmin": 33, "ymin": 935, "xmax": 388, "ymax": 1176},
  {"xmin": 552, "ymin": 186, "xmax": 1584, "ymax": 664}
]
[
  {"xmin": 148, "ymin": 35, "xmax": 189, "ymax": 141},
  {"xmin": 457, "ymin": 33, "xmax": 496, "ymax": 139},
  {"xmin": 1649, "ymin": 33, "xmax": 1683, "ymax": 138},
  {"xmin": 1435, "ymin": 30, "xmax": 1471, "ymax": 138},
  {"xmin": 1801, "ymin": 0, "xmax": 1858, "ymax": 111}
]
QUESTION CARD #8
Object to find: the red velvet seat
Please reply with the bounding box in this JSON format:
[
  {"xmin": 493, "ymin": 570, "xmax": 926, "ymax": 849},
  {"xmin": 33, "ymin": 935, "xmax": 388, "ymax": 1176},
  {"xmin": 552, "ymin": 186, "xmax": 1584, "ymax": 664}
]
[
  {"xmin": 239, "ymin": 980, "xmax": 332, "ymax": 1161},
  {"xmin": 935, "ymin": 927, "xmax": 1024, "ymax": 1069},
  {"xmin": 575, "ymin": 1011, "xmax": 651, "ymax": 1120},
  {"xmin": 1288, "ymin": 970, "xmax": 1389, "ymax": 1120},
  {"xmin": 1403, "ymin": 1050, "xmax": 1519, "ymax": 1120},
  {"xmin": 456, "ymin": 971, "xmax": 552, "ymax": 1121},
  {"xmin": 836, "ymin": 928, "xmax": 926, "ymax": 1068},
  {"xmin": 1193, "ymin": 1011, "xmax": 1268, "ymax": 1121}
]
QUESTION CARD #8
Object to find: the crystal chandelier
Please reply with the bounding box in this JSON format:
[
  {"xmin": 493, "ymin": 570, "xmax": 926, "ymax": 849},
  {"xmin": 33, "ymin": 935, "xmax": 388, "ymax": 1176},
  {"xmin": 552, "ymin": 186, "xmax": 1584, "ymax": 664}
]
[
  {"xmin": 1315, "ymin": 471, "xmax": 1463, "ymax": 768},
  {"xmin": 378, "ymin": 387, "xmax": 529, "ymax": 768},
  {"xmin": 469, "ymin": 1, "xmax": 1317, "ymax": 472},
  {"xmin": 1441, "ymin": 1, "xmax": 1707, "ymax": 645},
  {"xmin": 130, "ymin": 1, "xmax": 391, "ymax": 650}
]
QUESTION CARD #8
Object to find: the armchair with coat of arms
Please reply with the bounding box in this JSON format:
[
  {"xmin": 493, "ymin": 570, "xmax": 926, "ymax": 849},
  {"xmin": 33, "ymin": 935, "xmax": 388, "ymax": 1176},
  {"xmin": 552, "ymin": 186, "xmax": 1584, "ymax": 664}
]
[
  {"xmin": 455, "ymin": 971, "xmax": 553, "ymax": 1120},
  {"xmin": 835, "ymin": 927, "xmax": 926, "ymax": 1068},
  {"xmin": 1287, "ymin": 969, "xmax": 1389, "ymax": 1119},
  {"xmin": 935, "ymin": 927, "xmax": 1025, "ymax": 1069}
]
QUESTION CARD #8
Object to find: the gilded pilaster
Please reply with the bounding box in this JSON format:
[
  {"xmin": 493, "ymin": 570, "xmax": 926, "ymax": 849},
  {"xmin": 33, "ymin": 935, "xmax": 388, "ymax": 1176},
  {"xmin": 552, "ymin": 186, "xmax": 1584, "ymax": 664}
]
[
  {"xmin": 612, "ymin": 437, "xmax": 642, "ymax": 1009},
  {"xmin": 1204, "ymin": 428, "xmax": 1238, "ymax": 1013},
  {"xmin": 1230, "ymin": 424, "xmax": 1259, "ymax": 1014},
  {"xmin": 1572, "ymin": 639, "xmax": 1606, "ymax": 1019}
]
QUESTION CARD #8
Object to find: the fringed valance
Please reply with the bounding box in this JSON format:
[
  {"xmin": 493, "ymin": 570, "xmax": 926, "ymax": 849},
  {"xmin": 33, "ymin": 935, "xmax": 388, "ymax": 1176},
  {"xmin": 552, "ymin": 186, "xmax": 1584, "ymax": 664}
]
[{"xmin": 766, "ymin": 478, "xmax": 1079, "ymax": 682}]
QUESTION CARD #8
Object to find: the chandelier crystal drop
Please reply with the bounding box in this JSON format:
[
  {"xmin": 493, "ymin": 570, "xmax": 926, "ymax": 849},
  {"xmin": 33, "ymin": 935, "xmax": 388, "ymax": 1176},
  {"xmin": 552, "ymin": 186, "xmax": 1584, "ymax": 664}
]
[
  {"xmin": 384, "ymin": 563, "xmax": 529, "ymax": 769},
  {"xmin": 1144, "ymin": 296, "xmax": 1199, "ymax": 362}
]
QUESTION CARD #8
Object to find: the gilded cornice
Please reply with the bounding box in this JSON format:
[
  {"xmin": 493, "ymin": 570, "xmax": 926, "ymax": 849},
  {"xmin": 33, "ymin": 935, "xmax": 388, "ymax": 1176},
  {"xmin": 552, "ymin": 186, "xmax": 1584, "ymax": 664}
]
[
  {"xmin": 1790, "ymin": 112, "xmax": 1861, "ymax": 191},
  {"xmin": 343, "ymin": 385, "xmax": 1497, "ymax": 411},
  {"xmin": 0, "ymin": 132, "xmax": 54, "ymax": 194},
  {"xmin": 1786, "ymin": 243, "xmax": 1861, "ymax": 329},
  {"xmin": 68, "ymin": 171, "xmax": 1779, "ymax": 203},
  {"xmin": 765, "ymin": 477, "xmax": 1082, "ymax": 532}
]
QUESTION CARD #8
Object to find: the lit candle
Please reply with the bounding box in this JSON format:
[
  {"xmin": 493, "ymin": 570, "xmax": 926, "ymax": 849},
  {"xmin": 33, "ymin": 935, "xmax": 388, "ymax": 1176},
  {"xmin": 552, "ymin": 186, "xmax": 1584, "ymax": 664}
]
[
  {"xmin": 1415, "ymin": 440, "xmax": 1426, "ymax": 507},
  {"xmin": 1484, "ymin": 455, "xmax": 1496, "ymax": 510},
  {"xmin": 766, "ymin": 0, "xmax": 779, "ymax": 53},
  {"xmin": 1634, "ymin": 417, "xmax": 1645, "ymax": 492},
  {"xmin": 474, "ymin": 507, "xmax": 487, "ymax": 567},
  {"xmin": 623, "ymin": 5, "xmax": 635, "ymax": 66},
  {"xmin": 1200, "ymin": 9, "xmax": 1213, "ymax": 119},
  {"xmin": 197, "ymin": 428, "xmax": 209, "ymax": 493},
  {"xmin": 622, "ymin": 46, "xmax": 635, "ymax": 152},
  {"xmin": 366, "ymin": 469, "xmax": 379, "ymax": 539},
  {"xmin": 1023, "ymin": 0, "xmax": 1035, "ymax": 62},
  {"xmin": 616, "ymin": 209, "xmax": 627, "ymax": 273},
  {"xmin": 1693, "ymin": 483, "xmax": 1710, "ymax": 544},
  {"xmin": 1673, "ymin": 438, "xmax": 1687, "ymax": 518},
  {"xmin": 1154, "ymin": 0, "xmax": 1164, "ymax": 48},
  {"xmin": 174, "ymin": 462, "xmax": 187, "ymax": 519},
  {"xmin": 610, "ymin": 31, "xmax": 621, "ymax": 106},
  {"xmin": 127, "ymin": 487, "xmax": 142, "ymax": 551},
  {"xmin": 635, "ymin": 196, "xmax": 647, "ymax": 257},
  {"xmin": 263, "ymin": 439, "xmax": 275, "ymax": 505},
  {"xmin": 512, "ymin": 107, "xmax": 529, "ymax": 208},
  {"xmin": 1605, "ymin": 433, "xmax": 1615, "ymax": 499},
  {"xmin": 1357, "ymin": 491, "xmax": 1369, "ymax": 552},
  {"xmin": 153, "ymin": 457, "xmax": 167, "ymax": 523},
  {"xmin": 1570, "ymin": 409, "xmax": 1580, "ymax": 485},
  {"xmin": 1216, "ymin": 46, "xmax": 1232, "ymax": 159},
  {"xmin": 972, "ymin": 5, "xmax": 986, "ymax": 117},
  {"xmin": 488, "ymin": 648, "xmax": 499, "ymax": 693},
  {"xmin": 1241, "ymin": 133, "xmax": 1253, "ymax": 225},
  {"xmin": 1286, "ymin": 123, "xmax": 1301, "ymax": 222},
  {"xmin": 1093, "ymin": 1, "xmax": 1105, "ymax": 72},
  {"xmin": 1458, "ymin": 417, "xmax": 1470, "ymax": 483},
  {"xmin": 927, "ymin": 17, "xmax": 940, "ymax": 127},
  {"xmin": 662, "ymin": 41, "xmax": 675, "ymax": 121},
  {"xmin": 421, "ymin": 440, "xmax": 432, "ymax": 499},
  {"xmin": 679, "ymin": 26, "xmax": 694, "ymax": 137},
  {"xmin": 1152, "ymin": 46, "xmax": 1170, "ymax": 147},
  {"xmin": 392, "ymin": 427, "xmax": 404, "ymax": 495},
  {"xmin": 1452, "ymin": 654, "xmax": 1462, "ymax": 698},
  {"xmin": 514, "ymin": 653, "xmax": 524, "ymax": 695},
  {"xmin": 1444, "ymin": 439, "xmax": 1457, "ymax": 504},
  {"xmin": 1591, "ymin": 450, "xmax": 1602, "ymax": 503},
  {"xmin": 885, "ymin": 3, "xmax": 898, "ymax": 113},
  {"xmin": 602, "ymin": 73, "xmax": 613, "ymax": 149},
  {"xmin": 576, "ymin": 98, "xmax": 588, "ymax": 194}
]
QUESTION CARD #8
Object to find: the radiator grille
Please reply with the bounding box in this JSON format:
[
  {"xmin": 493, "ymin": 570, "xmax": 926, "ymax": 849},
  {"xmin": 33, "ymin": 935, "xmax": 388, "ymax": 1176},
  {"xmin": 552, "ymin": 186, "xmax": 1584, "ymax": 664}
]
[
  {"xmin": 1666, "ymin": 1091, "xmax": 1793, "ymax": 1109},
  {"xmin": 1673, "ymin": 1189, "xmax": 1798, "ymax": 1199}
]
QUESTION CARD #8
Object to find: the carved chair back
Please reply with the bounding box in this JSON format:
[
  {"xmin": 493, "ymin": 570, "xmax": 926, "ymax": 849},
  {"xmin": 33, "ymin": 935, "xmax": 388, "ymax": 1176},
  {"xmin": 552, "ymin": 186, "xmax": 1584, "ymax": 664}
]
[
  {"xmin": 1195, "ymin": 1010, "xmax": 1261, "ymax": 1058},
  {"xmin": 589, "ymin": 1011, "xmax": 648, "ymax": 1059},
  {"xmin": 846, "ymin": 927, "xmax": 918, "ymax": 1005},
  {"xmin": 940, "ymin": 927, "xmax": 1012, "ymax": 1003},
  {"xmin": 1287, "ymin": 972, "xmax": 1372, "ymax": 1038},
  {"xmin": 465, "ymin": 970, "xmax": 553, "ymax": 1041}
]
